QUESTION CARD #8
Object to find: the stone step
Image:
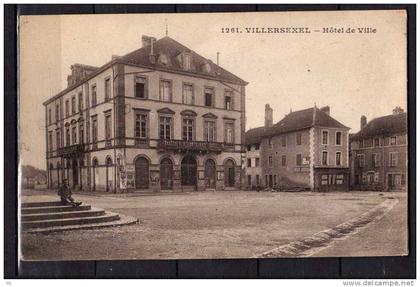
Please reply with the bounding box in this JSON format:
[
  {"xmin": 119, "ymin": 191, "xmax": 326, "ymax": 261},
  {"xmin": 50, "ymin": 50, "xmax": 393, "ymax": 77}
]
[
  {"xmin": 21, "ymin": 201, "xmax": 64, "ymax": 208},
  {"xmin": 21, "ymin": 205, "xmax": 91, "ymax": 215},
  {"xmin": 24, "ymin": 214, "xmax": 139, "ymax": 234},
  {"xmin": 21, "ymin": 208, "xmax": 105, "ymax": 221},
  {"xmin": 22, "ymin": 212, "xmax": 120, "ymax": 229}
]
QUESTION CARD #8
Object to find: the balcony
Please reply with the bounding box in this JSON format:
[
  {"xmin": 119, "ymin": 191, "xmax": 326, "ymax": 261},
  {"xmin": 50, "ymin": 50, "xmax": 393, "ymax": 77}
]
[
  {"xmin": 157, "ymin": 139, "xmax": 225, "ymax": 153},
  {"xmin": 58, "ymin": 144, "xmax": 86, "ymax": 158}
]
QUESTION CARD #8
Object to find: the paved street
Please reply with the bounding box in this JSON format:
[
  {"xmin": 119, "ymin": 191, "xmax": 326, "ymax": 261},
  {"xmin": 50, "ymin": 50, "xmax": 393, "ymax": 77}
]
[{"xmin": 20, "ymin": 189, "xmax": 407, "ymax": 260}]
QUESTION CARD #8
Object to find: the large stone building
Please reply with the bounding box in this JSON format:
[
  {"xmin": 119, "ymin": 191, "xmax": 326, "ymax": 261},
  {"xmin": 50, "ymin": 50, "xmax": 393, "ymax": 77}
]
[
  {"xmin": 43, "ymin": 35, "xmax": 248, "ymax": 192},
  {"xmin": 260, "ymin": 106, "xmax": 350, "ymax": 191},
  {"xmin": 349, "ymin": 107, "xmax": 407, "ymax": 191}
]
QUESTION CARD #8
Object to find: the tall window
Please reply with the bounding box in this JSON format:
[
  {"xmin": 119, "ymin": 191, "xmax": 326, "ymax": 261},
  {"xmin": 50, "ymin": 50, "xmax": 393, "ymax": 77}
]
[
  {"xmin": 335, "ymin": 152, "xmax": 341, "ymax": 166},
  {"xmin": 225, "ymin": 91, "xmax": 233, "ymax": 110},
  {"xmin": 336, "ymin": 132, "xmax": 342, "ymax": 145},
  {"xmin": 374, "ymin": 138, "xmax": 380, "ymax": 147},
  {"xmin": 225, "ymin": 122, "xmax": 234, "ymax": 144},
  {"xmin": 79, "ymin": 122, "xmax": 84, "ymax": 144},
  {"xmin": 255, "ymin": 158, "xmax": 260, "ymax": 167},
  {"xmin": 322, "ymin": 151, "xmax": 328, "ymax": 166},
  {"xmin": 91, "ymin": 85, "xmax": 97, "ymax": 106},
  {"xmin": 357, "ymin": 154, "xmax": 365, "ymax": 167},
  {"xmin": 182, "ymin": 118, "xmax": 194, "ymax": 141},
  {"xmin": 65, "ymin": 100, "xmax": 69, "ymax": 117},
  {"xmin": 72, "ymin": 126, "xmax": 77, "ymax": 144},
  {"xmin": 390, "ymin": 152, "xmax": 398, "ymax": 167},
  {"xmin": 65, "ymin": 126, "xmax": 70, "ymax": 146},
  {"xmin": 296, "ymin": 154, "xmax": 302, "ymax": 166},
  {"xmin": 135, "ymin": 113, "xmax": 148, "ymax": 139},
  {"xmin": 204, "ymin": 87, "xmax": 214, "ymax": 107},
  {"xmin": 372, "ymin": 153, "xmax": 380, "ymax": 167},
  {"xmin": 105, "ymin": 78, "xmax": 111, "ymax": 101},
  {"xmin": 48, "ymin": 108, "xmax": 52, "ymax": 124},
  {"xmin": 105, "ymin": 113, "xmax": 112, "ymax": 145},
  {"xmin": 204, "ymin": 120, "xmax": 216, "ymax": 142},
  {"xmin": 71, "ymin": 96, "xmax": 76, "ymax": 115},
  {"xmin": 183, "ymin": 84, "xmax": 194, "ymax": 105},
  {"xmin": 322, "ymin": 130, "xmax": 329, "ymax": 145},
  {"xmin": 135, "ymin": 77, "xmax": 147, "ymax": 99},
  {"xmin": 268, "ymin": 156, "xmax": 273, "ymax": 167},
  {"xmin": 296, "ymin": 133, "xmax": 302, "ymax": 145},
  {"xmin": 78, "ymin": 92, "xmax": 83, "ymax": 112},
  {"xmin": 247, "ymin": 158, "xmax": 252, "ymax": 167},
  {"xmin": 256, "ymin": 175, "xmax": 260, "ymax": 185},
  {"xmin": 55, "ymin": 104, "xmax": 60, "ymax": 122},
  {"xmin": 91, "ymin": 116, "xmax": 98, "ymax": 145},
  {"xmin": 159, "ymin": 116, "xmax": 172, "ymax": 140},
  {"xmin": 281, "ymin": 155, "xmax": 287, "ymax": 166},
  {"xmin": 160, "ymin": 80, "xmax": 172, "ymax": 102},
  {"xmin": 48, "ymin": 131, "xmax": 53, "ymax": 151},
  {"xmin": 55, "ymin": 129, "xmax": 61, "ymax": 149},
  {"xmin": 268, "ymin": 138, "xmax": 273, "ymax": 148},
  {"xmin": 281, "ymin": 135, "xmax": 287, "ymax": 147}
]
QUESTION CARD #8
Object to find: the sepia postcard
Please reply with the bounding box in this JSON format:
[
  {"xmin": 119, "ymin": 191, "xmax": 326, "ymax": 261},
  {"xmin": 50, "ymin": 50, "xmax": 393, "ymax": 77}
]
[{"xmin": 18, "ymin": 10, "xmax": 408, "ymax": 261}]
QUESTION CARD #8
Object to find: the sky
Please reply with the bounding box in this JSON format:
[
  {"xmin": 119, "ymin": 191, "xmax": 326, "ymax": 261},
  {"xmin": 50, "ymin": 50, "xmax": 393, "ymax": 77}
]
[{"xmin": 19, "ymin": 11, "xmax": 407, "ymax": 169}]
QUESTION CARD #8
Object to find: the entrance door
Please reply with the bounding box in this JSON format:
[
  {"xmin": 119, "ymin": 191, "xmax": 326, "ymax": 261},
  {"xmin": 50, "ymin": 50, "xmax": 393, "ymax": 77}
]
[
  {"xmin": 205, "ymin": 159, "xmax": 216, "ymax": 189},
  {"xmin": 388, "ymin": 174, "xmax": 394, "ymax": 190},
  {"xmin": 92, "ymin": 159, "xmax": 98, "ymax": 191},
  {"xmin": 160, "ymin": 158, "xmax": 173, "ymax": 190},
  {"xmin": 105, "ymin": 157, "xmax": 112, "ymax": 192},
  {"xmin": 181, "ymin": 155, "xmax": 197, "ymax": 188},
  {"xmin": 269, "ymin": 174, "xmax": 273, "ymax": 188},
  {"xmin": 135, "ymin": 157, "xmax": 149, "ymax": 189},
  {"xmin": 224, "ymin": 159, "xmax": 235, "ymax": 187},
  {"xmin": 72, "ymin": 159, "xmax": 78, "ymax": 188}
]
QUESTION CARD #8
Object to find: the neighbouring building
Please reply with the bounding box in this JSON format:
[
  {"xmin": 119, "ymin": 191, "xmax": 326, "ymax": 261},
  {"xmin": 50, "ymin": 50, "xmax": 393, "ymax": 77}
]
[
  {"xmin": 260, "ymin": 105, "xmax": 350, "ymax": 192},
  {"xmin": 349, "ymin": 107, "xmax": 407, "ymax": 191},
  {"xmin": 244, "ymin": 104, "xmax": 273, "ymax": 189},
  {"xmin": 43, "ymin": 35, "xmax": 248, "ymax": 192}
]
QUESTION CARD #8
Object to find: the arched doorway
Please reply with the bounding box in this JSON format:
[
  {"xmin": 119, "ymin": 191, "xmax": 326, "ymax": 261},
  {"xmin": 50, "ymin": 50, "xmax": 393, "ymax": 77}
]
[
  {"xmin": 224, "ymin": 159, "xmax": 235, "ymax": 188},
  {"xmin": 92, "ymin": 158, "xmax": 98, "ymax": 191},
  {"xmin": 204, "ymin": 159, "xmax": 216, "ymax": 189},
  {"xmin": 72, "ymin": 159, "xmax": 78, "ymax": 188},
  {"xmin": 105, "ymin": 157, "xmax": 113, "ymax": 192},
  {"xmin": 135, "ymin": 156, "xmax": 149, "ymax": 189},
  {"xmin": 56, "ymin": 162, "xmax": 61, "ymax": 187},
  {"xmin": 48, "ymin": 163, "xmax": 53, "ymax": 188},
  {"xmin": 79, "ymin": 159, "xmax": 84, "ymax": 189},
  {"xmin": 181, "ymin": 155, "xmax": 197, "ymax": 188},
  {"xmin": 160, "ymin": 158, "xmax": 173, "ymax": 190}
]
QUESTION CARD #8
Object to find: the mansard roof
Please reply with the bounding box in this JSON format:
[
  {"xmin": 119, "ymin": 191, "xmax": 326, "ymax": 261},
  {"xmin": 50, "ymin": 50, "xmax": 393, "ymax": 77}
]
[
  {"xmin": 351, "ymin": 112, "xmax": 407, "ymax": 140},
  {"xmin": 263, "ymin": 106, "xmax": 349, "ymax": 138},
  {"xmin": 120, "ymin": 36, "xmax": 247, "ymax": 85}
]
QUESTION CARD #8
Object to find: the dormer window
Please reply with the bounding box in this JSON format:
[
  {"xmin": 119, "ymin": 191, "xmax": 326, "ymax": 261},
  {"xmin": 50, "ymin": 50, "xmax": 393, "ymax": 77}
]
[
  {"xmin": 184, "ymin": 53, "xmax": 192, "ymax": 70},
  {"xmin": 158, "ymin": 53, "xmax": 169, "ymax": 66},
  {"xmin": 202, "ymin": 62, "xmax": 212, "ymax": 73}
]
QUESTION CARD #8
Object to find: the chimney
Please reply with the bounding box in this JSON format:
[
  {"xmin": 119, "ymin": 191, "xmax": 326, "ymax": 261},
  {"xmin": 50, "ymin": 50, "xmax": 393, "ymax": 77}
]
[
  {"xmin": 265, "ymin": 104, "xmax": 273, "ymax": 129},
  {"xmin": 112, "ymin": 55, "xmax": 120, "ymax": 60},
  {"xmin": 392, "ymin": 106, "xmax": 404, "ymax": 115},
  {"xmin": 320, "ymin": 106, "xmax": 330, "ymax": 115},
  {"xmin": 142, "ymin": 35, "xmax": 156, "ymax": 47},
  {"xmin": 361, "ymin": 115, "xmax": 367, "ymax": 130}
]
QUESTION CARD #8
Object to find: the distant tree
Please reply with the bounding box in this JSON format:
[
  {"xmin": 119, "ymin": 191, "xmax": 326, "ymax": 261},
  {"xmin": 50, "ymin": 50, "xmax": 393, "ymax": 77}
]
[{"xmin": 21, "ymin": 165, "xmax": 46, "ymax": 179}]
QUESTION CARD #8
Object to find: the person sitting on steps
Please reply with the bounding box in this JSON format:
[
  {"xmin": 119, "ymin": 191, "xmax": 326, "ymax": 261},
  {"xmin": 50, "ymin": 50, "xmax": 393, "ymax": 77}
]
[{"xmin": 58, "ymin": 179, "xmax": 82, "ymax": 207}]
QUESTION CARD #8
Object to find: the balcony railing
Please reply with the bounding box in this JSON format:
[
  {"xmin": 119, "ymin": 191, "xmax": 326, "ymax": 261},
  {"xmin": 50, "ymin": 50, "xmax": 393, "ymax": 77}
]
[
  {"xmin": 58, "ymin": 144, "xmax": 86, "ymax": 158},
  {"xmin": 157, "ymin": 139, "xmax": 225, "ymax": 153}
]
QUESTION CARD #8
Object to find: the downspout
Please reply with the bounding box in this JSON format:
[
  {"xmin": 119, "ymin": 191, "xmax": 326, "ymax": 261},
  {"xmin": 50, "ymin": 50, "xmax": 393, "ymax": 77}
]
[{"xmin": 112, "ymin": 63, "xmax": 117, "ymax": 193}]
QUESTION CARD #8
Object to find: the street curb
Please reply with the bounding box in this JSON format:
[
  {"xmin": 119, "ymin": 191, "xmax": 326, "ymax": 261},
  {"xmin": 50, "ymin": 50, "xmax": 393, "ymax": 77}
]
[{"xmin": 256, "ymin": 197, "xmax": 399, "ymax": 258}]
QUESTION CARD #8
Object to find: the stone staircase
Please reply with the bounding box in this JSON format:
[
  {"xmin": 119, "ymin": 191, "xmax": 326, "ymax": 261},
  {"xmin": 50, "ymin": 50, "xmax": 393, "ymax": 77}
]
[{"xmin": 21, "ymin": 201, "xmax": 138, "ymax": 234}]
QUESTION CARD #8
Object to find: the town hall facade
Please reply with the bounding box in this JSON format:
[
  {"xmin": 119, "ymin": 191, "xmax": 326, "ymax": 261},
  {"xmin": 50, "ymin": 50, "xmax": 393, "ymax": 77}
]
[{"xmin": 43, "ymin": 35, "xmax": 247, "ymax": 192}]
